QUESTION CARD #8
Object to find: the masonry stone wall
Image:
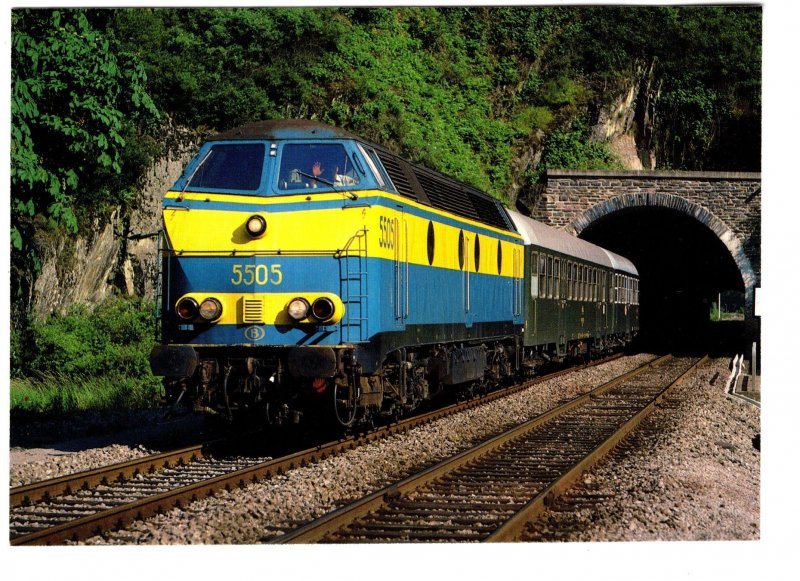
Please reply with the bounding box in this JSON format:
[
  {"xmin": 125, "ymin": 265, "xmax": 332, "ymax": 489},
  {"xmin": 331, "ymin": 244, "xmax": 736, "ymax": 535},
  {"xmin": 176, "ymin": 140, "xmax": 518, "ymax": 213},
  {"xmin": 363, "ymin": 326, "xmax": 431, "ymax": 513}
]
[{"xmin": 531, "ymin": 169, "xmax": 761, "ymax": 319}]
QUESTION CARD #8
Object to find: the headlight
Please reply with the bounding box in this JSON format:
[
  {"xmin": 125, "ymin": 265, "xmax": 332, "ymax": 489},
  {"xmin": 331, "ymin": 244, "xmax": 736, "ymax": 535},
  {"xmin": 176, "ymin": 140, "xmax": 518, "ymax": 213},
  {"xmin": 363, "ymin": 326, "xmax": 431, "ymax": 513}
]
[
  {"xmin": 287, "ymin": 298, "xmax": 310, "ymax": 321},
  {"xmin": 245, "ymin": 214, "xmax": 267, "ymax": 238},
  {"xmin": 311, "ymin": 297, "xmax": 335, "ymax": 322},
  {"xmin": 176, "ymin": 297, "xmax": 199, "ymax": 320},
  {"xmin": 198, "ymin": 298, "xmax": 223, "ymax": 321}
]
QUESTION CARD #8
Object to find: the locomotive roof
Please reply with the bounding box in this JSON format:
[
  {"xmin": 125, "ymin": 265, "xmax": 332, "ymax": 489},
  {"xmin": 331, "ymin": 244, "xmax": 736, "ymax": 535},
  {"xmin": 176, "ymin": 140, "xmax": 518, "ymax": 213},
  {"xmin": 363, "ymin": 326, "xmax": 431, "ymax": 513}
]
[
  {"xmin": 212, "ymin": 119, "xmax": 516, "ymax": 233},
  {"xmin": 213, "ymin": 119, "xmax": 359, "ymax": 141},
  {"xmin": 505, "ymin": 209, "xmax": 638, "ymax": 275}
]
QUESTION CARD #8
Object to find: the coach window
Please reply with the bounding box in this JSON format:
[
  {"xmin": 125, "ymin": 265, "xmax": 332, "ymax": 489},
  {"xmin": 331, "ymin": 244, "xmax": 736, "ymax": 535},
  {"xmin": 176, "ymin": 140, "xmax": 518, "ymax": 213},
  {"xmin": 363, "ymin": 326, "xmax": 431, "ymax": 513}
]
[
  {"xmin": 581, "ymin": 266, "xmax": 586, "ymax": 301},
  {"xmin": 613, "ymin": 274, "xmax": 617, "ymax": 303},
  {"xmin": 583, "ymin": 266, "xmax": 588, "ymax": 301},
  {"xmin": 554, "ymin": 258, "xmax": 561, "ymax": 299},
  {"xmin": 572, "ymin": 263, "xmax": 578, "ymax": 300},
  {"xmin": 601, "ymin": 271, "xmax": 606, "ymax": 302},
  {"xmin": 545, "ymin": 256, "xmax": 552, "ymax": 298},
  {"xmin": 539, "ymin": 254, "xmax": 547, "ymax": 299},
  {"xmin": 585, "ymin": 266, "xmax": 590, "ymax": 301},
  {"xmin": 531, "ymin": 252, "xmax": 539, "ymax": 298},
  {"xmin": 278, "ymin": 143, "xmax": 361, "ymax": 191}
]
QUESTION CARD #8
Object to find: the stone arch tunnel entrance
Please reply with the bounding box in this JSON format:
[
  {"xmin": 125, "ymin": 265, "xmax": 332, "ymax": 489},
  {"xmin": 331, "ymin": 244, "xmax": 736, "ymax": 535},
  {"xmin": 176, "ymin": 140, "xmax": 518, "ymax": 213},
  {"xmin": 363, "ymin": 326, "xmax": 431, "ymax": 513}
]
[{"xmin": 577, "ymin": 206, "xmax": 747, "ymax": 354}]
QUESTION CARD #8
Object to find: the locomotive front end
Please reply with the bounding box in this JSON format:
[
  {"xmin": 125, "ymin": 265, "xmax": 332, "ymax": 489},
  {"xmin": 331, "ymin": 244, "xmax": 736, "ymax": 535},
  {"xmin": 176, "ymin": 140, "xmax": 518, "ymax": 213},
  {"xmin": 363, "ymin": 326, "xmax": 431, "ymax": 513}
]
[{"xmin": 150, "ymin": 121, "xmax": 378, "ymax": 425}]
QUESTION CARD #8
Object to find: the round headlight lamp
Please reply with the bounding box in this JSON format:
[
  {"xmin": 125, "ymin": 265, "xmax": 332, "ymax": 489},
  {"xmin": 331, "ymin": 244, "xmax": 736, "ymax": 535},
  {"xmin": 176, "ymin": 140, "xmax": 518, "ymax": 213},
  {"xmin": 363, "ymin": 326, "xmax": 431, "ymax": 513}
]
[
  {"xmin": 176, "ymin": 297, "xmax": 199, "ymax": 320},
  {"xmin": 245, "ymin": 214, "xmax": 267, "ymax": 238},
  {"xmin": 198, "ymin": 298, "xmax": 223, "ymax": 321},
  {"xmin": 287, "ymin": 298, "xmax": 310, "ymax": 321},
  {"xmin": 311, "ymin": 297, "xmax": 336, "ymax": 322}
]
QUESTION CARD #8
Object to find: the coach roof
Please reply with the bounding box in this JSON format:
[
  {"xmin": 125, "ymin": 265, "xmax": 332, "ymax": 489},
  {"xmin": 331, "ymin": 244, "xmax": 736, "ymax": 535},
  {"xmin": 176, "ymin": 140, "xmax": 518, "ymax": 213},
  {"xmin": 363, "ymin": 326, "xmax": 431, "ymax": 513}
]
[{"xmin": 505, "ymin": 209, "xmax": 638, "ymax": 276}]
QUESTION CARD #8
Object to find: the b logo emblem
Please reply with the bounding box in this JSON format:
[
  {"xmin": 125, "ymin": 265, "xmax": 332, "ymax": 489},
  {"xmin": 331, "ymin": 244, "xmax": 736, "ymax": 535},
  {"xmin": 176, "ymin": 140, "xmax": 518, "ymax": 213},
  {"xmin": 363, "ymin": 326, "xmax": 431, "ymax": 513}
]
[{"xmin": 244, "ymin": 326, "xmax": 265, "ymax": 341}]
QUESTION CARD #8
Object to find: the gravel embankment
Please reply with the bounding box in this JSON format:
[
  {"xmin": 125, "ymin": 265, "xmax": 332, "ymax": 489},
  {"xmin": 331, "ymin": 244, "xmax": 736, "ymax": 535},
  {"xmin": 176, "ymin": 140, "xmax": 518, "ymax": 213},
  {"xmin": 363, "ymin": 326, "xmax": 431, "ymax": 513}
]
[
  {"xmin": 523, "ymin": 357, "xmax": 760, "ymax": 541},
  {"xmin": 8, "ymin": 354, "xmax": 759, "ymax": 544}
]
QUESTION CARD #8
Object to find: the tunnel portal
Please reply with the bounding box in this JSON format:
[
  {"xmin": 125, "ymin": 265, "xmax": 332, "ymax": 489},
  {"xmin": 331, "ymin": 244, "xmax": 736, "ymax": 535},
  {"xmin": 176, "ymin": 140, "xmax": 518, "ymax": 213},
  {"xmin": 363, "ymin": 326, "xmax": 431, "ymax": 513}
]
[{"xmin": 578, "ymin": 206, "xmax": 746, "ymax": 353}]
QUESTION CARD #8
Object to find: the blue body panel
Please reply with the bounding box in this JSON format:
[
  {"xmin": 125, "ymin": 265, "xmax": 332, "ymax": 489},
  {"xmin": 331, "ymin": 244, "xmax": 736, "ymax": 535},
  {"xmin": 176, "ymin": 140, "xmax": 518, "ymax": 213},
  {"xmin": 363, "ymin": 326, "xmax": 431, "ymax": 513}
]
[{"xmin": 164, "ymin": 254, "xmax": 522, "ymax": 347}]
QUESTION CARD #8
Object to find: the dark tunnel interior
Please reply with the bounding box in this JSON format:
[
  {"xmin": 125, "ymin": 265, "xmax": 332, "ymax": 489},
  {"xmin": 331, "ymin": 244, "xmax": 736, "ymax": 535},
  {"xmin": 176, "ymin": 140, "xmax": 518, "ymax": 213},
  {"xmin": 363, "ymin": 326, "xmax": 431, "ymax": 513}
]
[{"xmin": 579, "ymin": 207, "xmax": 746, "ymax": 355}]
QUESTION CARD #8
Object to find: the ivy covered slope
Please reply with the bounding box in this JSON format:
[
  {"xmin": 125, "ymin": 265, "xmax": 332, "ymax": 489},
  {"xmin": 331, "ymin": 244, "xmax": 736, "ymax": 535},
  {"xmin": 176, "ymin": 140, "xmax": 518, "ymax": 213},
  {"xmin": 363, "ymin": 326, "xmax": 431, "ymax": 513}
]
[
  {"xmin": 12, "ymin": 6, "xmax": 762, "ymax": 261},
  {"xmin": 10, "ymin": 7, "xmax": 760, "ymax": 413}
]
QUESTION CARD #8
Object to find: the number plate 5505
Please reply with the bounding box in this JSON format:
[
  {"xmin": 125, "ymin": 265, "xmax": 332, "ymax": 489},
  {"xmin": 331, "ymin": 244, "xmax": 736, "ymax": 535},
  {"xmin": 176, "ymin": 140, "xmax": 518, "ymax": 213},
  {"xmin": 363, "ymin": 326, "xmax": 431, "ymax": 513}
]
[{"xmin": 230, "ymin": 264, "xmax": 283, "ymax": 286}]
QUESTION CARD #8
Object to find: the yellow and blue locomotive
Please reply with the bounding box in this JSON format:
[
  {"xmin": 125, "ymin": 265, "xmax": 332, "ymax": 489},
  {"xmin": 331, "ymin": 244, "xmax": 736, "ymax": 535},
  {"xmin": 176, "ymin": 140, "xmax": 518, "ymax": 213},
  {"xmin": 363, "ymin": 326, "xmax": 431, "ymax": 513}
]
[{"xmin": 149, "ymin": 120, "xmax": 638, "ymax": 426}]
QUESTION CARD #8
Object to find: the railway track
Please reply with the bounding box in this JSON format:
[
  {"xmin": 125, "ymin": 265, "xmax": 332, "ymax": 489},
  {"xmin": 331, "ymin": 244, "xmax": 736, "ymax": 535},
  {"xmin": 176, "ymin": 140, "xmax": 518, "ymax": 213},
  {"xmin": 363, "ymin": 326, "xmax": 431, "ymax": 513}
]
[
  {"xmin": 8, "ymin": 352, "xmax": 635, "ymax": 546},
  {"xmin": 270, "ymin": 355, "xmax": 706, "ymax": 543}
]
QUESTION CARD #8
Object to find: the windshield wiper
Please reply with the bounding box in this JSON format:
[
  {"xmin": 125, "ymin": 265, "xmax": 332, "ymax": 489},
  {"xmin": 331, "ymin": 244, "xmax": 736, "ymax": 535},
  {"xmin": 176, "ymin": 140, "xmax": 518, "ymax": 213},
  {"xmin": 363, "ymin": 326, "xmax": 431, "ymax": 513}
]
[{"xmin": 294, "ymin": 170, "xmax": 358, "ymax": 201}]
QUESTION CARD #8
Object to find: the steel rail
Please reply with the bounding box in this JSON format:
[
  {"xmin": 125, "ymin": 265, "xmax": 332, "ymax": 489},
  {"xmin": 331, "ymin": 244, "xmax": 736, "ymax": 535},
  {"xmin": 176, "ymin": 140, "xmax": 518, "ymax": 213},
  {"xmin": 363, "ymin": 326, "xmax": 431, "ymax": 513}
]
[
  {"xmin": 9, "ymin": 352, "xmax": 628, "ymax": 546},
  {"xmin": 10, "ymin": 444, "xmax": 208, "ymax": 509},
  {"xmin": 270, "ymin": 354, "xmax": 673, "ymax": 544}
]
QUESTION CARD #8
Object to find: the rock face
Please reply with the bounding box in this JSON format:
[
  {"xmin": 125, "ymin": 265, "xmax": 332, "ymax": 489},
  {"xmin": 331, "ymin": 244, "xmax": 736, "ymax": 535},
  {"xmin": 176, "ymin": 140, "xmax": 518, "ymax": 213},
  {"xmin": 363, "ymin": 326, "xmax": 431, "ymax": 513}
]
[
  {"xmin": 30, "ymin": 123, "xmax": 203, "ymax": 321},
  {"xmin": 590, "ymin": 62, "xmax": 661, "ymax": 171}
]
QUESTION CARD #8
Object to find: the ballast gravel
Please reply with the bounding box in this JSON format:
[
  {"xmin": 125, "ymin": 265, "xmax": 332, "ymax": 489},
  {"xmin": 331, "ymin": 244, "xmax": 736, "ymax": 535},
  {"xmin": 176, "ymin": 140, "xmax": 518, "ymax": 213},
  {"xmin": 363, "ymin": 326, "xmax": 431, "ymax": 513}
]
[{"xmin": 8, "ymin": 354, "xmax": 760, "ymax": 544}]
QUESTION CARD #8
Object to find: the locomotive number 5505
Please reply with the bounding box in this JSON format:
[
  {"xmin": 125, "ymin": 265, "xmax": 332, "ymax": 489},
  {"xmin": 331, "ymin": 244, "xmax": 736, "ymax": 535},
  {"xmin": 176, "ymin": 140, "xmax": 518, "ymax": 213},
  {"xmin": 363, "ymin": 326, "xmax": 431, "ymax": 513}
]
[{"xmin": 230, "ymin": 264, "xmax": 283, "ymax": 286}]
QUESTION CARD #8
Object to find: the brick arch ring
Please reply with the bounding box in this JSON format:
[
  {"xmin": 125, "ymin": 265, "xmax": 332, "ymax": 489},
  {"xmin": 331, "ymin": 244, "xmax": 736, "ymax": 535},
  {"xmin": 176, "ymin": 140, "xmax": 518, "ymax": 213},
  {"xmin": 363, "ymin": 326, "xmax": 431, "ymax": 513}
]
[{"xmin": 566, "ymin": 193, "xmax": 757, "ymax": 305}]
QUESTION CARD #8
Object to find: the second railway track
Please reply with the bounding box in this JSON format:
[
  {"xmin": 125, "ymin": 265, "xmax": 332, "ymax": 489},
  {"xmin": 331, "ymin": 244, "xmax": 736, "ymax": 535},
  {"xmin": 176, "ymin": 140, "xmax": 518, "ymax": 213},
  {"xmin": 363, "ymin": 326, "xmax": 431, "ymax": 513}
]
[{"xmin": 271, "ymin": 355, "xmax": 706, "ymax": 543}]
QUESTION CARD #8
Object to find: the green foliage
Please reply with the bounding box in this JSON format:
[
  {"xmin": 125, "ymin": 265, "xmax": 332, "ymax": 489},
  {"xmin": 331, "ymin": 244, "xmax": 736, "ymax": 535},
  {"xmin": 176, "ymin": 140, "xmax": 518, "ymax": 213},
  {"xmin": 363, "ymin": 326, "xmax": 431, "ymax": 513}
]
[
  {"xmin": 11, "ymin": 296, "xmax": 164, "ymax": 415},
  {"xmin": 541, "ymin": 120, "xmax": 623, "ymax": 174},
  {"xmin": 11, "ymin": 9, "xmax": 160, "ymax": 312},
  {"xmin": 574, "ymin": 5, "xmax": 761, "ymax": 170},
  {"xmin": 12, "ymin": 10, "xmax": 159, "ymax": 228},
  {"xmin": 19, "ymin": 296, "xmax": 157, "ymax": 378},
  {"xmin": 104, "ymin": 8, "xmax": 342, "ymax": 129}
]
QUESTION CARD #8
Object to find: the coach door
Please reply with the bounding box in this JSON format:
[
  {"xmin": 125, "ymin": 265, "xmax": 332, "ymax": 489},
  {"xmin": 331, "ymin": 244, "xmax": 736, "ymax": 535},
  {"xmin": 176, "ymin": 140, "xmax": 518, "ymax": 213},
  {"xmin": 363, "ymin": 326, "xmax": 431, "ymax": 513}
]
[{"xmin": 556, "ymin": 257, "xmax": 566, "ymax": 345}]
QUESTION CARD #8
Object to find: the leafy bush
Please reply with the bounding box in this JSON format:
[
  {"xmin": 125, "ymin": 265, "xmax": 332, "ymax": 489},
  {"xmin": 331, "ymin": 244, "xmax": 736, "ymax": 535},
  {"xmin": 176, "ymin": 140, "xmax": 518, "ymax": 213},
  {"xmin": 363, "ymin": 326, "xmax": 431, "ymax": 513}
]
[
  {"xmin": 540, "ymin": 120, "xmax": 623, "ymax": 174},
  {"xmin": 11, "ymin": 296, "xmax": 163, "ymax": 415}
]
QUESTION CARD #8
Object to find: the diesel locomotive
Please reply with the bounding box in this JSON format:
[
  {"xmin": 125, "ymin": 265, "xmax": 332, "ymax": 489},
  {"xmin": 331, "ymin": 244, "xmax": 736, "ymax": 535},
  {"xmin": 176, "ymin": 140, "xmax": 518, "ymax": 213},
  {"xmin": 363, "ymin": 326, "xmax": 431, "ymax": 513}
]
[{"xmin": 149, "ymin": 120, "xmax": 639, "ymax": 427}]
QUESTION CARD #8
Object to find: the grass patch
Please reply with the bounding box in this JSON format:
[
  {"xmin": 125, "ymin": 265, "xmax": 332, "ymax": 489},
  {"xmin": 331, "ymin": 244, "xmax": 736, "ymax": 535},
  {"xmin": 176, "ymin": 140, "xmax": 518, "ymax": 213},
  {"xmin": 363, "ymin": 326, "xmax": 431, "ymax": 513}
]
[
  {"xmin": 10, "ymin": 373, "xmax": 163, "ymax": 418},
  {"xmin": 10, "ymin": 296, "xmax": 164, "ymax": 418}
]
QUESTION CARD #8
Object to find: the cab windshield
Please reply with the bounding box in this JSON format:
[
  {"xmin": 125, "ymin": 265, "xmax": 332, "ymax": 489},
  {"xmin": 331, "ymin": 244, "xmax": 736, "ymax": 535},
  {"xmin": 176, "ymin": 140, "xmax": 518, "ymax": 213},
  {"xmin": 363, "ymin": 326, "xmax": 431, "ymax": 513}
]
[
  {"xmin": 187, "ymin": 143, "xmax": 265, "ymax": 191},
  {"xmin": 278, "ymin": 143, "xmax": 360, "ymax": 191}
]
